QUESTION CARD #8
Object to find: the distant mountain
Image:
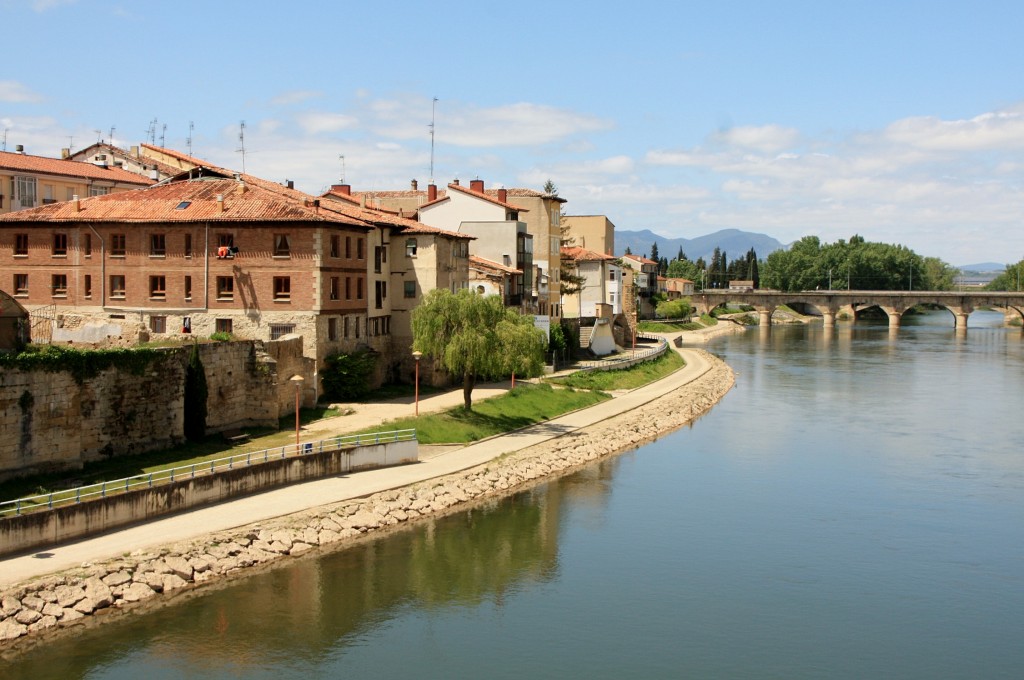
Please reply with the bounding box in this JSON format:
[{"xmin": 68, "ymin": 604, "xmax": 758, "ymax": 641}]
[
  {"xmin": 957, "ymin": 262, "xmax": 1004, "ymax": 273},
  {"xmin": 615, "ymin": 228, "xmax": 785, "ymax": 262}
]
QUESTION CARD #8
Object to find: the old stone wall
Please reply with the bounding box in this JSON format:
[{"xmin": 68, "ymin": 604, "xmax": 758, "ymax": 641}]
[{"xmin": 0, "ymin": 339, "xmax": 304, "ymax": 481}]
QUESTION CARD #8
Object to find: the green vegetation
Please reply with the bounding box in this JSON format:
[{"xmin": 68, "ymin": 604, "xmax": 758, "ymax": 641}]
[
  {"xmin": 548, "ymin": 349, "xmax": 684, "ymax": 391},
  {"xmin": 209, "ymin": 331, "xmax": 233, "ymax": 342},
  {"xmin": 412, "ymin": 289, "xmax": 546, "ymax": 411},
  {"xmin": 638, "ymin": 320, "xmax": 703, "ymax": 332},
  {"xmin": 986, "ymin": 259, "xmax": 1024, "ymax": 291},
  {"xmin": 655, "ymin": 298, "xmax": 693, "ymax": 320},
  {"xmin": 761, "ymin": 234, "xmax": 957, "ymax": 292},
  {"xmin": 700, "ymin": 314, "xmax": 718, "ymax": 325},
  {"xmin": 0, "ymin": 344, "xmax": 165, "ymax": 385},
  {"xmin": 321, "ymin": 349, "xmax": 378, "ymax": 400},
  {"xmin": 351, "ymin": 382, "xmax": 609, "ymax": 444}
]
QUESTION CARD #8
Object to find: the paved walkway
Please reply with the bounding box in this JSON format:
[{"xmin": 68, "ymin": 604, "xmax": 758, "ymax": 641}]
[{"xmin": 0, "ymin": 339, "xmax": 711, "ymax": 590}]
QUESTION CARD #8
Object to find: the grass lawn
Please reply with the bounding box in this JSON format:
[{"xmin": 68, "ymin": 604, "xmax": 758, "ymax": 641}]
[
  {"xmin": 547, "ymin": 349, "xmax": 684, "ymax": 391},
  {"xmin": 348, "ymin": 382, "xmax": 610, "ymax": 444},
  {"xmin": 638, "ymin": 320, "xmax": 704, "ymax": 332}
]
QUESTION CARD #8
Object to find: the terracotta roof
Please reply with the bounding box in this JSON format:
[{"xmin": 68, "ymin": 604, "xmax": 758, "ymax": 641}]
[
  {"xmin": 561, "ymin": 246, "xmax": 617, "ymax": 262},
  {"xmin": 139, "ymin": 143, "xmax": 216, "ymax": 169},
  {"xmin": 0, "ymin": 175, "xmax": 371, "ymax": 227},
  {"xmin": 319, "ymin": 191, "xmax": 471, "ymax": 239},
  {"xmin": 485, "ymin": 187, "xmax": 567, "ymax": 203},
  {"xmin": 443, "ymin": 182, "xmax": 528, "ymax": 212},
  {"xmin": 469, "ymin": 255, "xmax": 520, "ymax": 275},
  {"xmin": 0, "ymin": 150, "xmax": 154, "ymax": 186},
  {"xmin": 622, "ymin": 254, "xmax": 658, "ymax": 266}
]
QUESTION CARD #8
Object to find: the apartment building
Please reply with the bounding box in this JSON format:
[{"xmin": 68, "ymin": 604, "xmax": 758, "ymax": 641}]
[{"xmin": 1, "ymin": 147, "xmax": 152, "ymax": 215}]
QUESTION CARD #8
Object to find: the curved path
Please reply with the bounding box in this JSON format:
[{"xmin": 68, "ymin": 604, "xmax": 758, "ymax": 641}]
[{"xmin": 1, "ymin": 343, "xmax": 712, "ymax": 590}]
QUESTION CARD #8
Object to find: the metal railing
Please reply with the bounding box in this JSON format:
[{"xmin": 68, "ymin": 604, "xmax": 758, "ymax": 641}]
[
  {"xmin": 570, "ymin": 333, "xmax": 668, "ymax": 372},
  {"xmin": 0, "ymin": 429, "xmax": 417, "ymax": 518}
]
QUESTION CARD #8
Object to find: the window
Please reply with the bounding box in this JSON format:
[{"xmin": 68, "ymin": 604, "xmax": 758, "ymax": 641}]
[
  {"xmin": 451, "ymin": 240, "xmax": 468, "ymax": 258},
  {"xmin": 217, "ymin": 276, "xmax": 234, "ymax": 300},
  {"xmin": 343, "ymin": 316, "xmax": 349, "ymax": 338},
  {"xmin": 273, "ymin": 276, "xmax": 291, "ymax": 301},
  {"xmin": 111, "ymin": 234, "xmax": 126, "ymax": 257},
  {"xmin": 375, "ymin": 280, "xmax": 387, "ymax": 309},
  {"xmin": 273, "ymin": 234, "xmax": 290, "ymax": 257},
  {"xmin": 84, "ymin": 275, "xmax": 92, "ymax": 299},
  {"xmin": 405, "ymin": 238, "xmax": 418, "ymax": 257},
  {"xmin": 52, "ymin": 233, "xmax": 68, "ymax": 257},
  {"xmin": 374, "ymin": 246, "xmax": 384, "ymax": 273},
  {"xmin": 150, "ymin": 233, "xmax": 166, "ymax": 257},
  {"xmin": 150, "ymin": 316, "xmax": 166, "ymax": 334},
  {"xmin": 404, "ymin": 280, "xmax": 416, "ymax": 298},
  {"xmin": 184, "ymin": 275, "xmax": 192, "ymax": 301},
  {"xmin": 328, "ymin": 317, "xmax": 338, "ymax": 341},
  {"xmin": 330, "ymin": 235, "xmax": 340, "ymax": 258},
  {"xmin": 218, "ymin": 233, "xmax": 234, "ymax": 248},
  {"xmin": 345, "ymin": 236, "xmax": 351, "ymax": 258},
  {"xmin": 216, "ymin": 318, "xmax": 233, "ymax": 334},
  {"xmin": 110, "ymin": 275, "xmax": 126, "ymax": 299},
  {"xmin": 14, "ymin": 234, "xmax": 28, "ymax": 256},
  {"xmin": 15, "ymin": 176, "xmax": 36, "ymax": 209},
  {"xmin": 345, "ymin": 277, "xmax": 352, "ymax": 300},
  {"xmin": 354, "ymin": 317, "xmax": 360, "ymax": 338},
  {"xmin": 357, "ymin": 277, "xmax": 364, "ymax": 300},
  {"xmin": 357, "ymin": 237, "xmax": 364, "ymax": 259},
  {"xmin": 330, "ymin": 277, "xmax": 339, "ymax": 300},
  {"xmin": 175, "ymin": 201, "xmax": 190, "ymax": 209},
  {"xmin": 150, "ymin": 276, "xmax": 166, "ymax": 299},
  {"xmin": 51, "ymin": 274, "xmax": 67, "ymax": 297},
  {"xmin": 14, "ymin": 274, "xmax": 28, "ymax": 296},
  {"xmin": 270, "ymin": 324, "xmax": 295, "ymax": 340},
  {"xmin": 184, "ymin": 234, "xmax": 193, "ymax": 258},
  {"xmin": 89, "ymin": 186, "xmax": 110, "ymax": 197}
]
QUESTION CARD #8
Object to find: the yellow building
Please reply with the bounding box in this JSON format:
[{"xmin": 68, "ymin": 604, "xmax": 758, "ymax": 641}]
[
  {"xmin": 1, "ymin": 147, "xmax": 152, "ymax": 214},
  {"xmin": 560, "ymin": 215, "xmax": 615, "ymax": 256}
]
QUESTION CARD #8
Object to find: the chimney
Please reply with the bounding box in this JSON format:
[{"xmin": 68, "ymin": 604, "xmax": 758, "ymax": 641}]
[
  {"xmin": 72, "ymin": 195, "xmax": 80, "ymax": 213},
  {"xmin": 470, "ymin": 179, "xmax": 484, "ymax": 193},
  {"xmin": 235, "ymin": 181, "xmax": 247, "ymax": 195},
  {"xmin": 130, "ymin": 145, "xmax": 139, "ymax": 157},
  {"xmin": 15, "ymin": 145, "xmax": 25, "ymax": 154},
  {"xmin": 61, "ymin": 148, "xmax": 70, "ymax": 159},
  {"xmin": 285, "ymin": 180, "xmax": 294, "ymax": 190},
  {"xmin": 217, "ymin": 194, "xmax": 225, "ymax": 213},
  {"xmin": 332, "ymin": 183, "xmax": 351, "ymax": 196},
  {"xmin": 452, "ymin": 178, "xmax": 460, "ymax": 186},
  {"xmin": 497, "ymin": 188, "xmax": 507, "ymax": 203},
  {"xmin": 411, "ymin": 179, "xmax": 418, "ymax": 190},
  {"xmin": 427, "ymin": 184, "xmax": 438, "ymax": 201}
]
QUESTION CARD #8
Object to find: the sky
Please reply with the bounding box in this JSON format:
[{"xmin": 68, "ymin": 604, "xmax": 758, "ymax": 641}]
[{"xmin": 2, "ymin": 0, "xmax": 1022, "ymax": 266}]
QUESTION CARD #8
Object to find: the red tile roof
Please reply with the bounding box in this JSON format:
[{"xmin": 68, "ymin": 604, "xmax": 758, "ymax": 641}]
[
  {"xmin": 561, "ymin": 246, "xmax": 617, "ymax": 262},
  {"xmin": 469, "ymin": 255, "xmax": 520, "ymax": 274},
  {"xmin": 444, "ymin": 182, "xmax": 528, "ymax": 212},
  {"xmin": 0, "ymin": 150, "xmax": 155, "ymax": 186}
]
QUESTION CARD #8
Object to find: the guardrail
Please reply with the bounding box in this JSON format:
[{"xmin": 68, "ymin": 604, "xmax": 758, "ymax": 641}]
[
  {"xmin": 0, "ymin": 429, "xmax": 417, "ymax": 519},
  {"xmin": 571, "ymin": 333, "xmax": 669, "ymax": 372}
]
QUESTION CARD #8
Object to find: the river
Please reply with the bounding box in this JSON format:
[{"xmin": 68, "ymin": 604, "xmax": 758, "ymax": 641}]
[{"xmin": 7, "ymin": 310, "xmax": 1024, "ymax": 679}]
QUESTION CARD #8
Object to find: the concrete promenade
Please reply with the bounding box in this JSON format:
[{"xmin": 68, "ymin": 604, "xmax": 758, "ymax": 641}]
[{"xmin": 0, "ymin": 342, "xmax": 711, "ymax": 590}]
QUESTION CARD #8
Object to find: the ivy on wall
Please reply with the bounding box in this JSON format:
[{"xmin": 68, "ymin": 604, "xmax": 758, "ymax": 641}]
[{"xmin": 0, "ymin": 345, "xmax": 164, "ymax": 385}]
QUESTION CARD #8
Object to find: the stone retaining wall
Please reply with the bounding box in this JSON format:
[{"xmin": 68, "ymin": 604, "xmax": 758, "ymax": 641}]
[{"xmin": 0, "ymin": 350, "xmax": 734, "ymax": 651}]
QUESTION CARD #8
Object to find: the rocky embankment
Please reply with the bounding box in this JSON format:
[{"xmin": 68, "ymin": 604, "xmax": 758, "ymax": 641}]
[{"xmin": 0, "ymin": 350, "xmax": 734, "ymax": 653}]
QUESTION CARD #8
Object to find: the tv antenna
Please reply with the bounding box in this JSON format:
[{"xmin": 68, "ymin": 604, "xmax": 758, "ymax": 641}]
[
  {"xmin": 186, "ymin": 121, "xmax": 194, "ymax": 157},
  {"xmin": 109, "ymin": 126, "xmax": 116, "ymax": 147},
  {"xmin": 2, "ymin": 129, "xmax": 7, "ymax": 151},
  {"xmin": 429, "ymin": 97, "xmax": 438, "ymax": 184},
  {"xmin": 94, "ymin": 129, "xmax": 102, "ymax": 144},
  {"xmin": 237, "ymin": 120, "xmax": 247, "ymax": 174},
  {"xmin": 66, "ymin": 135, "xmax": 74, "ymax": 150},
  {"xmin": 338, "ymin": 154, "xmax": 345, "ymax": 183},
  {"xmin": 159, "ymin": 123, "xmax": 167, "ymax": 148}
]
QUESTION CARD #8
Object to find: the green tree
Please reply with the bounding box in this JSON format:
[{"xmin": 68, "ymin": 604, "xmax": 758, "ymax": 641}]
[
  {"xmin": 656, "ymin": 298, "xmax": 693, "ymax": 319},
  {"xmin": 543, "ymin": 179, "xmax": 558, "ymax": 196},
  {"xmin": 987, "ymin": 259, "xmax": 1024, "ymax": 291},
  {"xmin": 650, "ymin": 242, "xmax": 660, "ymax": 264},
  {"xmin": 412, "ymin": 289, "xmax": 546, "ymax": 411},
  {"xmin": 559, "ymin": 216, "xmax": 587, "ymax": 297}
]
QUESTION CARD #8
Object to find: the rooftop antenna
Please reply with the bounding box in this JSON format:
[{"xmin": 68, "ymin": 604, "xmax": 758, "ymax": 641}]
[
  {"xmin": 109, "ymin": 126, "xmax": 116, "ymax": 147},
  {"xmin": 237, "ymin": 120, "xmax": 247, "ymax": 174},
  {"xmin": 159, "ymin": 123, "xmax": 167, "ymax": 148},
  {"xmin": 2, "ymin": 129, "xmax": 9, "ymax": 151},
  {"xmin": 66, "ymin": 135, "xmax": 74, "ymax": 151},
  {"xmin": 429, "ymin": 97, "xmax": 438, "ymax": 184},
  {"xmin": 186, "ymin": 121, "xmax": 194, "ymax": 157},
  {"xmin": 147, "ymin": 118, "xmax": 158, "ymax": 144},
  {"xmin": 94, "ymin": 129, "xmax": 102, "ymax": 145},
  {"xmin": 338, "ymin": 154, "xmax": 345, "ymax": 183}
]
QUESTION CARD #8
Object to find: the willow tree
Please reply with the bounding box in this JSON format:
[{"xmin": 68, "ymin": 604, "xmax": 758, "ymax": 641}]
[{"xmin": 412, "ymin": 289, "xmax": 546, "ymax": 411}]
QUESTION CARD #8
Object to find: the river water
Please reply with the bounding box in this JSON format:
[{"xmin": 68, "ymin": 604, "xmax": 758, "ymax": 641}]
[{"xmin": 7, "ymin": 311, "xmax": 1024, "ymax": 679}]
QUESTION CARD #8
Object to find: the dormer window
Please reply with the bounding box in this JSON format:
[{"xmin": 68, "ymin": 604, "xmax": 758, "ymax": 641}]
[{"xmin": 175, "ymin": 201, "xmax": 191, "ymax": 210}]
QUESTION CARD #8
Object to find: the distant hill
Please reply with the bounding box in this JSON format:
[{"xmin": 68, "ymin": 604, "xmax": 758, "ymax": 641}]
[
  {"xmin": 615, "ymin": 228, "xmax": 785, "ymax": 262},
  {"xmin": 957, "ymin": 262, "xmax": 1004, "ymax": 273}
]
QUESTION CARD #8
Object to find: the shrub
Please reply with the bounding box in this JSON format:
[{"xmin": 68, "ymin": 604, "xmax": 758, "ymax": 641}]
[{"xmin": 321, "ymin": 349, "xmax": 378, "ymax": 400}]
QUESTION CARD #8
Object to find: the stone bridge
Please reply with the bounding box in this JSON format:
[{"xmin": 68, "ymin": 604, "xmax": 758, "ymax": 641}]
[{"xmin": 695, "ymin": 290, "xmax": 1024, "ymax": 330}]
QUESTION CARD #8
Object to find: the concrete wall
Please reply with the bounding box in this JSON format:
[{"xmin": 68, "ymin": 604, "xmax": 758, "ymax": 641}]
[{"xmin": 0, "ymin": 438, "xmax": 417, "ymax": 557}]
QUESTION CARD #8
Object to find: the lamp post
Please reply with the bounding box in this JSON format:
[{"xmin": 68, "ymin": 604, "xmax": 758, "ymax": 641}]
[
  {"xmin": 289, "ymin": 374, "xmax": 304, "ymax": 451},
  {"xmin": 412, "ymin": 350, "xmax": 422, "ymax": 416}
]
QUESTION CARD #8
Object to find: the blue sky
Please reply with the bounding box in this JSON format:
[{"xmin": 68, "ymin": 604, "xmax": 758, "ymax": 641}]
[{"xmin": 3, "ymin": 0, "xmax": 1023, "ymax": 266}]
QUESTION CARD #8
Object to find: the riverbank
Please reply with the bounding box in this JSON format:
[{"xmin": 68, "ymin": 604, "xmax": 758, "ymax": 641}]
[{"xmin": 0, "ymin": 346, "xmax": 735, "ymax": 652}]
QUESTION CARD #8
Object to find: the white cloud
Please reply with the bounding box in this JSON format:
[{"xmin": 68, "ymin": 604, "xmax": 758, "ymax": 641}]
[
  {"xmin": 713, "ymin": 124, "xmax": 800, "ymax": 153},
  {"xmin": 0, "ymin": 81, "xmax": 43, "ymax": 103},
  {"xmin": 30, "ymin": 0, "xmax": 76, "ymax": 11},
  {"xmin": 270, "ymin": 90, "xmax": 323, "ymax": 106},
  {"xmin": 295, "ymin": 111, "xmax": 358, "ymax": 134},
  {"xmin": 884, "ymin": 110, "xmax": 1024, "ymax": 151}
]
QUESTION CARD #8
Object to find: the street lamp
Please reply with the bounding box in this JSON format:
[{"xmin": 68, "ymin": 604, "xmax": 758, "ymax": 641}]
[
  {"xmin": 412, "ymin": 350, "xmax": 423, "ymax": 416},
  {"xmin": 289, "ymin": 374, "xmax": 304, "ymax": 451}
]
